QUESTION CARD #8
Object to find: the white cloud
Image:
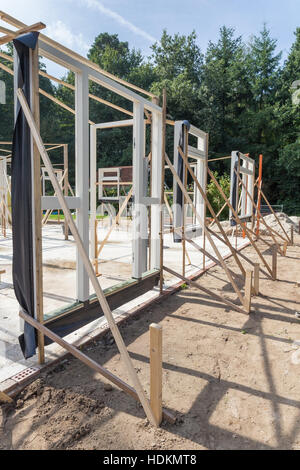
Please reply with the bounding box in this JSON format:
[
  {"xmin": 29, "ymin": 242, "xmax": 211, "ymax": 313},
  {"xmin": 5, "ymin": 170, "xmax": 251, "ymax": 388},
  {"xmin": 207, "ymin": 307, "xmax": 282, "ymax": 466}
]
[
  {"xmin": 46, "ymin": 20, "xmax": 89, "ymax": 54},
  {"xmin": 79, "ymin": 0, "xmax": 157, "ymax": 43}
]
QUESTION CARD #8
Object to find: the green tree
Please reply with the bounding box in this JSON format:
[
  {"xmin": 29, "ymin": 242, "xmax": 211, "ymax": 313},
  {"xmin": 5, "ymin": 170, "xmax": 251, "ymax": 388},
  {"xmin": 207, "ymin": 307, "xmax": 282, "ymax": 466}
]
[{"xmin": 199, "ymin": 26, "xmax": 250, "ymax": 157}]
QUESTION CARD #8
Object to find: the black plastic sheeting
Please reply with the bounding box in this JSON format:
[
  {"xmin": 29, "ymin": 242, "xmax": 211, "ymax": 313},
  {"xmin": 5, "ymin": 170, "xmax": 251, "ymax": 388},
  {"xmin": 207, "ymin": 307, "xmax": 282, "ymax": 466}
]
[
  {"xmin": 11, "ymin": 32, "xmax": 39, "ymax": 359},
  {"xmin": 173, "ymin": 120, "xmax": 190, "ymax": 243}
]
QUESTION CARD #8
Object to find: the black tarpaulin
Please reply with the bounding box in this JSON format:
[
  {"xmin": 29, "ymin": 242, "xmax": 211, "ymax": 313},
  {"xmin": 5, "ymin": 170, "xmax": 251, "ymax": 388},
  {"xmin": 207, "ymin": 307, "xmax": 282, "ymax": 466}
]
[
  {"xmin": 12, "ymin": 32, "xmax": 39, "ymax": 359},
  {"xmin": 173, "ymin": 120, "xmax": 190, "ymax": 242}
]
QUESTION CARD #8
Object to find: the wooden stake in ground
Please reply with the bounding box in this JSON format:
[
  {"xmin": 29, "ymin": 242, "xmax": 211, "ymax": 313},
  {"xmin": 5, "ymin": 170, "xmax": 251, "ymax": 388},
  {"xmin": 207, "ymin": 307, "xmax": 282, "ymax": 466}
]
[
  {"xmin": 150, "ymin": 323, "xmax": 163, "ymax": 427},
  {"xmin": 253, "ymin": 263, "xmax": 260, "ymax": 296},
  {"xmin": 272, "ymin": 245, "xmax": 277, "ymax": 281},
  {"xmin": 16, "ymin": 88, "xmax": 158, "ymax": 427},
  {"xmin": 244, "ymin": 270, "xmax": 252, "ymax": 314}
]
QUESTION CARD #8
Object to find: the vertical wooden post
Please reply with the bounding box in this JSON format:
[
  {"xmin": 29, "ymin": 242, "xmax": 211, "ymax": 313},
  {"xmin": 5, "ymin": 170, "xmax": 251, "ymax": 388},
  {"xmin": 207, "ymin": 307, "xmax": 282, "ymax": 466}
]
[
  {"xmin": 272, "ymin": 245, "xmax": 277, "ymax": 281},
  {"xmin": 63, "ymin": 144, "xmax": 69, "ymax": 240},
  {"xmin": 283, "ymin": 241, "xmax": 288, "ymax": 256},
  {"xmin": 244, "ymin": 270, "xmax": 252, "ymax": 314},
  {"xmin": 159, "ymin": 89, "xmax": 167, "ymax": 294},
  {"xmin": 150, "ymin": 323, "xmax": 162, "ymax": 427},
  {"xmin": 290, "ymin": 226, "xmax": 294, "ymax": 246},
  {"xmin": 94, "ymin": 218, "xmax": 99, "ymax": 276},
  {"xmin": 182, "ymin": 126, "xmax": 188, "ymax": 278},
  {"xmin": 31, "ymin": 43, "xmax": 44, "ymax": 364},
  {"xmin": 253, "ymin": 263, "xmax": 259, "ymax": 296}
]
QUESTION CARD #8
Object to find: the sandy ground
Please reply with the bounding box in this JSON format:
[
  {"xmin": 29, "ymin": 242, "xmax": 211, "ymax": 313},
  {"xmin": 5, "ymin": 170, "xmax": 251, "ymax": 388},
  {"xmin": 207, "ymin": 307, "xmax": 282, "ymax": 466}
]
[{"xmin": 0, "ymin": 234, "xmax": 300, "ymax": 450}]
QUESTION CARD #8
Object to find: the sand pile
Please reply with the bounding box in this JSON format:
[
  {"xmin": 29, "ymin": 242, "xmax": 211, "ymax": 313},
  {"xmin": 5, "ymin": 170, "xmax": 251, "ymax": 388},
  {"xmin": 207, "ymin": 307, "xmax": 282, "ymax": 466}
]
[
  {"xmin": 209, "ymin": 212, "xmax": 299, "ymax": 236},
  {"xmin": 260, "ymin": 212, "xmax": 299, "ymax": 235}
]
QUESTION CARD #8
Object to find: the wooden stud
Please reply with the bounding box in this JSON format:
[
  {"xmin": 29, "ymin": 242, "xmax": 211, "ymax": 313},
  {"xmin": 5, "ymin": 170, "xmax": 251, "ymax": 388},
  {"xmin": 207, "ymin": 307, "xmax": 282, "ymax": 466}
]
[
  {"xmin": 253, "ymin": 263, "xmax": 260, "ymax": 296},
  {"xmin": 272, "ymin": 245, "xmax": 277, "ymax": 281},
  {"xmin": 159, "ymin": 89, "xmax": 167, "ymax": 294},
  {"xmin": 0, "ymin": 390, "xmax": 13, "ymax": 403},
  {"xmin": 290, "ymin": 226, "xmax": 294, "ymax": 246},
  {"xmin": 150, "ymin": 323, "xmax": 163, "ymax": 427},
  {"xmin": 182, "ymin": 126, "xmax": 188, "ymax": 278},
  {"xmin": 31, "ymin": 43, "xmax": 45, "ymax": 365},
  {"xmin": 244, "ymin": 270, "xmax": 252, "ymax": 314},
  {"xmin": 259, "ymin": 187, "xmax": 291, "ymax": 244},
  {"xmin": 283, "ymin": 241, "xmax": 288, "ymax": 256}
]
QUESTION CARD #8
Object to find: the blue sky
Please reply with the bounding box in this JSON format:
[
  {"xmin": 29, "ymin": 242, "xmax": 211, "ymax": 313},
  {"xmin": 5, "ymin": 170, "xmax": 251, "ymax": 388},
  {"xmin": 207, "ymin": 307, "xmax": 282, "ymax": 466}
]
[{"xmin": 0, "ymin": 0, "xmax": 299, "ymax": 77}]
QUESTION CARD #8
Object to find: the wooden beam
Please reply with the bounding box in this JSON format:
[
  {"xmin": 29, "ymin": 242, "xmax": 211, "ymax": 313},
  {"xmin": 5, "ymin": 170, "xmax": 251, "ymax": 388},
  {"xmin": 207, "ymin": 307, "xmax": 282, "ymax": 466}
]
[
  {"xmin": 150, "ymin": 323, "xmax": 163, "ymax": 427},
  {"xmin": 0, "ymin": 11, "xmax": 158, "ymax": 100},
  {"xmin": 159, "ymin": 89, "xmax": 167, "ymax": 294},
  {"xmin": 31, "ymin": 44, "xmax": 45, "ymax": 364},
  {"xmin": 0, "ymin": 22, "xmax": 46, "ymax": 45},
  {"xmin": 0, "ymin": 60, "xmax": 13, "ymax": 75},
  {"xmin": 38, "ymin": 88, "xmax": 95, "ymax": 125},
  {"xmin": 272, "ymin": 245, "xmax": 277, "ymax": 281},
  {"xmin": 163, "ymin": 265, "xmax": 246, "ymax": 314}
]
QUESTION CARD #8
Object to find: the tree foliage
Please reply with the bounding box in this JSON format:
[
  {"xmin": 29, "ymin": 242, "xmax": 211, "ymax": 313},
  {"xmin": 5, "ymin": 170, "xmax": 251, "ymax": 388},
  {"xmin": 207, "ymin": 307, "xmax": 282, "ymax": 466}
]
[{"xmin": 0, "ymin": 24, "xmax": 299, "ymax": 213}]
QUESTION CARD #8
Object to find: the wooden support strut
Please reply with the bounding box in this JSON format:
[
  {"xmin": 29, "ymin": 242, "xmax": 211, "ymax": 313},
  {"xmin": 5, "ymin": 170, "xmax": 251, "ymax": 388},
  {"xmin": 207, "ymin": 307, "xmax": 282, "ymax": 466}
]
[
  {"xmin": 0, "ymin": 22, "xmax": 46, "ymax": 45},
  {"xmin": 150, "ymin": 323, "xmax": 163, "ymax": 427},
  {"xmin": 16, "ymin": 88, "xmax": 158, "ymax": 427},
  {"xmin": 163, "ymin": 265, "xmax": 246, "ymax": 314},
  {"xmin": 164, "ymin": 152, "xmax": 246, "ymax": 308},
  {"xmin": 207, "ymin": 167, "xmax": 273, "ymax": 278},
  {"xmin": 258, "ymin": 187, "xmax": 291, "ymax": 244}
]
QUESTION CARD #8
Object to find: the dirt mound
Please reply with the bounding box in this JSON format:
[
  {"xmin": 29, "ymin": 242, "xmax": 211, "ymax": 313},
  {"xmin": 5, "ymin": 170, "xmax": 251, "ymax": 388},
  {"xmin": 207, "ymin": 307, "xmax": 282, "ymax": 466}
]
[{"xmin": 260, "ymin": 212, "xmax": 299, "ymax": 235}]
